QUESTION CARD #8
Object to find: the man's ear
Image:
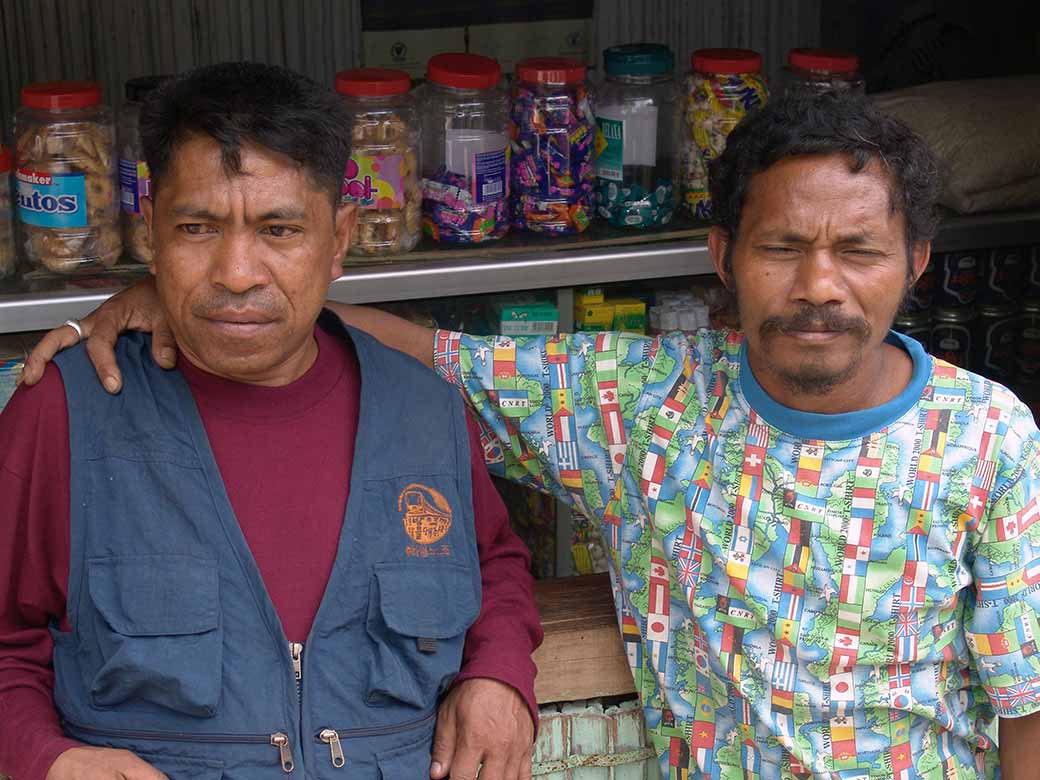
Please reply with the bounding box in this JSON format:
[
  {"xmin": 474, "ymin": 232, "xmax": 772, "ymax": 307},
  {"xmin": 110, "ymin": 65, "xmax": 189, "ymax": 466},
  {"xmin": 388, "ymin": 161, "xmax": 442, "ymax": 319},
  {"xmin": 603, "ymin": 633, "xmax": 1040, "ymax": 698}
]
[
  {"xmin": 141, "ymin": 196, "xmax": 157, "ymax": 277},
  {"xmin": 909, "ymin": 241, "xmax": 931, "ymax": 286},
  {"xmin": 708, "ymin": 226, "xmax": 734, "ymax": 290},
  {"xmin": 331, "ymin": 201, "xmax": 357, "ymax": 281}
]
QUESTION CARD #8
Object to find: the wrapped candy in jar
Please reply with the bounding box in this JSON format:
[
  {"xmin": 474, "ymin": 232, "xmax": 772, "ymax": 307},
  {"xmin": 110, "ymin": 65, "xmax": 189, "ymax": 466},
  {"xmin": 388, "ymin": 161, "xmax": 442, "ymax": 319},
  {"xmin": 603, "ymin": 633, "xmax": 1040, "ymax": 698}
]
[
  {"xmin": 119, "ymin": 76, "xmax": 167, "ymax": 264},
  {"xmin": 510, "ymin": 57, "xmax": 596, "ymax": 234},
  {"xmin": 681, "ymin": 49, "xmax": 768, "ymax": 219},
  {"xmin": 0, "ymin": 144, "xmax": 15, "ymax": 279},
  {"xmin": 14, "ymin": 81, "xmax": 121, "ymax": 274},
  {"xmin": 784, "ymin": 48, "xmax": 864, "ymax": 96},
  {"xmin": 336, "ymin": 68, "xmax": 422, "ymax": 257},
  {"xmin": 594, "ymin": 44, "xmax": 679, "ymax": 229},
  {"xmin": 418, "ymin": 53, "xmax": 510, "ymax": 244}
]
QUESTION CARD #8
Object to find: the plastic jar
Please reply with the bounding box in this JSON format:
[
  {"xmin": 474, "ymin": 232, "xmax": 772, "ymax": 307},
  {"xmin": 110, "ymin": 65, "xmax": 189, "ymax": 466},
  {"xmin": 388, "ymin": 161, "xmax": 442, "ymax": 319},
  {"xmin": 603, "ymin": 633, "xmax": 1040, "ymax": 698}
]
[
  {"xmin": 594, "ymin": 44, "xmax": 679, "ymax": 229},
  {"xmin": 510, "ymin": 57, "xmax": 596, "ymax": 234},
  {"xmin": 681, "ymin": 49, "xmax": 768, "ymax": 220},
  {"xmin": 336, "ymin": 68, "xmax": 422, "ymax": 258},
  {"xmin": 418, "ymin": 53, "xmax": 510, "ymax": 244},
  {"xmin": 784, "ymin": 49, "xmax": 864, "ymax": 96},
  {"xmin": 118, "ymin": 76, "xmax": 166, "ymax": 264},
  {"xmin": 14, "ymin": 81, "xmax": 121, "ymax": 274},
  {"xmin": 0, "ymin": 145, "xmax": 15, "ymax": 279}
]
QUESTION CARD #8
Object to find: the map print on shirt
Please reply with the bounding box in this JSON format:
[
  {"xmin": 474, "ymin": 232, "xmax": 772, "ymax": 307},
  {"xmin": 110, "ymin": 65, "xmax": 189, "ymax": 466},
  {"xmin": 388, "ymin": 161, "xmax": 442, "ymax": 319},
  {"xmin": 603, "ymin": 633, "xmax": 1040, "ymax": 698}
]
[{"xmin": 434, "ymin": 328, "xmax": 1040, "ymax": 780}]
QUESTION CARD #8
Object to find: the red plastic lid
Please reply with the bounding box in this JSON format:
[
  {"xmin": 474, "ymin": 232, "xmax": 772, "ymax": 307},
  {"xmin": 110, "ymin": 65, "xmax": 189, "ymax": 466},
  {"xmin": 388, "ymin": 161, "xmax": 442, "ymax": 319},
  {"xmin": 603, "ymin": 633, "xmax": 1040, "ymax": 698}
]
[
  {"xmin": 0, "ymin": 145, "xmax": 10, "ymax": 173},
  {"xmin": 427, "ymin": 53, "xmax": 501, "ymax": 90},
  {"xmin": 21, "ymin": 80, "xmax": 103, "ymax": 110},
  {"xmin": 691, "ymin": 48, "xmax": 763, "ymax": 75},
  {"xmin": 335, "ymin": 68, "xmax": 412, "ymax": 97},
  {"xmin": 516, "ymin": 57, "xmax": 587, "ymax": 85},
  {"xmin": 788, "ymin": 48, "xmax": 859, "ymax": 74}
]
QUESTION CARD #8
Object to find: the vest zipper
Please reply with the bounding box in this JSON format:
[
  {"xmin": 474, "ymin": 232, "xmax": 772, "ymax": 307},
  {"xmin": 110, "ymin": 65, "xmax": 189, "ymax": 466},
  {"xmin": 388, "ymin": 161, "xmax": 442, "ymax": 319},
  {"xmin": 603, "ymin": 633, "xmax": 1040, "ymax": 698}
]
[
  {"xmin": 316, "ymin": 711, "xmax": 436, "ymax": 769},
  {"xmin": 290, "ymin": 642, "xmax": 304, "ymax": 701},
  {"xmin": 62, "ymin": 718, "xmax": 295, "ymax": 774}
]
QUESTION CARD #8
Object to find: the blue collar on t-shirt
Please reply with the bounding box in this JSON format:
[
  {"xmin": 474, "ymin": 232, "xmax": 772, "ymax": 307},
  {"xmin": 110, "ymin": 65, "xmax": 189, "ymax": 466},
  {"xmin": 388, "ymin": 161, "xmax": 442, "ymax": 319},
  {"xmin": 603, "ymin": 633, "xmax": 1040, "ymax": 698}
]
[{"xmin": 737, "ymin": 330, "xmax": 932, "ymax": 441}]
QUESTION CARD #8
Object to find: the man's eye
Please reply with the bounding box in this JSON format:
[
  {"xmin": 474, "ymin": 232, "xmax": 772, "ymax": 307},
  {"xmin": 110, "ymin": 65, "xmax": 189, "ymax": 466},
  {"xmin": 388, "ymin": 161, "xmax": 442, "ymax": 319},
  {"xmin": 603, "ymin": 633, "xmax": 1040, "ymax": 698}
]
[
  {"xmin": 178, "ymin": 224, "xmax": 211, "ymax": 235},
  {"xmin": 764, "ymin": 245, "xmax": 797, "ymax": 254},
  {"xmin": 264, "ymin": 225, "xmax": 300, "ymax": 238}
]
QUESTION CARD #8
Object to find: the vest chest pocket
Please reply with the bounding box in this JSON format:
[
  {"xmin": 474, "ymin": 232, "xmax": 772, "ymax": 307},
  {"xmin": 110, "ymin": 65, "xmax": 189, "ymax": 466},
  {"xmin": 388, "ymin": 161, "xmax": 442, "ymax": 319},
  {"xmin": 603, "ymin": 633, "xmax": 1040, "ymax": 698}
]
[
  {"xmin": 86, "ymin": 555, "xmax": 222, "ymax": 717},
  {"xmin": 366, "ymin": 562, "xmax": 480, "ymax": 709}
]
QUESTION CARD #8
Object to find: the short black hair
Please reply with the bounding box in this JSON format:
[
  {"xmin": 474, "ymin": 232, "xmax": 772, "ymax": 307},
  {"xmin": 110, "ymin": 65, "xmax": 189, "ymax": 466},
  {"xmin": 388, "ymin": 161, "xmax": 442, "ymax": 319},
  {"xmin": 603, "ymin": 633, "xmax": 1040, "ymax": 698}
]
[
  {"xmin": 140, "ymin": 61, "xmax": 350, "ymax": 205},
  {"xmin": 709, "ymin": 91, "xmax": 942, "ymax": 251}
]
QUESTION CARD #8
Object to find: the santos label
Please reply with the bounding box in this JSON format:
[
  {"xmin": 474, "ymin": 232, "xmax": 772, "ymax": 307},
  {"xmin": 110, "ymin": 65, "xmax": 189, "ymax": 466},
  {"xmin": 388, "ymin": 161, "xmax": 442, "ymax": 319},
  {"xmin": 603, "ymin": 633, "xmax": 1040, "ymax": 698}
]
[{"xmin": 16, "ymin": 168, "xmax": 88, "ymax": 228}]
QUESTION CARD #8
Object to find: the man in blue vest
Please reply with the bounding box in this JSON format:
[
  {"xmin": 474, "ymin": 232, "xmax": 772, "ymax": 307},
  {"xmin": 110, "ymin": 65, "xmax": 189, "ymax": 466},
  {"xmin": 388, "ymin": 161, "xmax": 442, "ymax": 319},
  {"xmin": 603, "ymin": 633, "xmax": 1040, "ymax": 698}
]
[{"xmin": 0, "ymin": 63, "xmax": 541, "ymax": 780}]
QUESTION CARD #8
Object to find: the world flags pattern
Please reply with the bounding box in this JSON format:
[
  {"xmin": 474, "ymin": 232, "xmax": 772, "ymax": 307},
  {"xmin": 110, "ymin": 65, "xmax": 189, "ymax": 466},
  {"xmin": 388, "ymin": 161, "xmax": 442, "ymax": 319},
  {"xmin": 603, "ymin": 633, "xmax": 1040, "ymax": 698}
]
[{"xmin": 435, "ymin": 327, "xmax": 1040, "ymax": 780}]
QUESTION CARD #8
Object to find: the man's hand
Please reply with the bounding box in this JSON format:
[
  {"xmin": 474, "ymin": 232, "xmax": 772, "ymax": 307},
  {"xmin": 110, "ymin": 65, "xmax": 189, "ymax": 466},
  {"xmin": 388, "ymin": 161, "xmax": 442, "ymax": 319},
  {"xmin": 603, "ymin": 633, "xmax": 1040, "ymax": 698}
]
[
  {"xmin": 431, "ymin": 678, "xmax": 533, "ymax": 780},
  {"xmin": 20, "ymin": 278, "xmax": 175, "ymax": 394},
  {"xmin": 1000, "ymin": 711, "xmax": 1040, "ymax": 779},
  {"xmin": 46, "ymin": 746, "xmax": 168, "ymax": 780}
]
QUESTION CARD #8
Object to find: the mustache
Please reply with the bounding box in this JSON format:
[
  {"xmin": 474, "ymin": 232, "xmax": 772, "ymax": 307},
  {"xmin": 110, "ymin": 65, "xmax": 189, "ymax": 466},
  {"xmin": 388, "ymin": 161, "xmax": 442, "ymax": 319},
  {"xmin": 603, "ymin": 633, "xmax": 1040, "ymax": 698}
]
[
  {"xmin": 759, "ymin": 305, "xmax": 870, "ymax": 338},
  {"xmin": 191, "ymin": 289, "xmax": 282, "ymax": 319}
]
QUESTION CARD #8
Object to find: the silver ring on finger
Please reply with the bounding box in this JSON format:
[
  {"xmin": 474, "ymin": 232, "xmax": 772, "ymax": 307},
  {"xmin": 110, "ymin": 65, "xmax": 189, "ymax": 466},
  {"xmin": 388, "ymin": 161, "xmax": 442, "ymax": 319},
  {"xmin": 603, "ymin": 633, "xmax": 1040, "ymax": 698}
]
[{"xmin": 63, "ymin": 318, "xmax": 84, "ymax": 342}]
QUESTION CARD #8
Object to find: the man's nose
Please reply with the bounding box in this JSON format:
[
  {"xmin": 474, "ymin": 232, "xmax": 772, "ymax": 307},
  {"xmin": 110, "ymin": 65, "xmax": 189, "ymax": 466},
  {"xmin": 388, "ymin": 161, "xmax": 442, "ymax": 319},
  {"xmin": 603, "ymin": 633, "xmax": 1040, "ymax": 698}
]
[
  {"xmin": 209, "ymin": 232, "xmax": 269, "ymax": 294},
  {"xmin": 790, "ymin": 249, "xmax": 847, "ymax": 307}
]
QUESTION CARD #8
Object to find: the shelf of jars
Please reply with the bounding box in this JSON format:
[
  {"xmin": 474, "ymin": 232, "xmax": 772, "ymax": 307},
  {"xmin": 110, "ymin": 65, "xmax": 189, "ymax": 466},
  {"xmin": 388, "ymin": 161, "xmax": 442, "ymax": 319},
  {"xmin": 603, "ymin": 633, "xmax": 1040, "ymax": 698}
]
[{"xmin": 0, "ymin": 207, "xmax": 1038, "ymax": 334}]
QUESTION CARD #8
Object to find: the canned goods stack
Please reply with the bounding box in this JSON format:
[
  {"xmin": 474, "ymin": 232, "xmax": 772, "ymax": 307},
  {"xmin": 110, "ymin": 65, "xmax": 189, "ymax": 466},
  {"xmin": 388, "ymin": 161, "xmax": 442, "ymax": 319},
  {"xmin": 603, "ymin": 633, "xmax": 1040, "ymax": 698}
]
[{"xmin": 894, "ymin": 245, "xmax": 1037, "ymax": 391}]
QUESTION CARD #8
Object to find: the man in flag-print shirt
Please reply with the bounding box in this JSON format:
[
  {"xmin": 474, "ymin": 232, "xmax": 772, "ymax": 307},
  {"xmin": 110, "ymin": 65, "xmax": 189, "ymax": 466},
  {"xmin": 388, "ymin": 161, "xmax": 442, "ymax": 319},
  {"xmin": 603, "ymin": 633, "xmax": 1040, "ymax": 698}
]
[{"xmin": 24, "ymin": 93, "xmax": 1040, "ymax": 779}]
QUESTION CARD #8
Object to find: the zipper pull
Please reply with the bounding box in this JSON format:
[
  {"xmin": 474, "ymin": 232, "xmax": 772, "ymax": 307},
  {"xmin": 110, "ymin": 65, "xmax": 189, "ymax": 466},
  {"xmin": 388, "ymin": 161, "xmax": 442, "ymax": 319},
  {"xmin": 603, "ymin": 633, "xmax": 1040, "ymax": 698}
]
[
  {"xmin": 289, "ymin": 642, "xmax": 304, "ymax": 682},
  {"xmin": 319, "ymin": 728, "xmax": 346, "ymax": 768},
  {"xmin": 271, "ymin": 732, "xmax": 294, "ymax": 773}
]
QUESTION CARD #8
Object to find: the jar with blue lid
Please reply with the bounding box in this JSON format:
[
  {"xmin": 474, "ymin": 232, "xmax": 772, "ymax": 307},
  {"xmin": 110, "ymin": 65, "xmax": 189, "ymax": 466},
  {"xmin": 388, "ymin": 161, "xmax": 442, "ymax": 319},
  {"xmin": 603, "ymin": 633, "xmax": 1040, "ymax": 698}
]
[{"xmin": 594, "ymin": 44, "xmax": 679, "ymax": 229}]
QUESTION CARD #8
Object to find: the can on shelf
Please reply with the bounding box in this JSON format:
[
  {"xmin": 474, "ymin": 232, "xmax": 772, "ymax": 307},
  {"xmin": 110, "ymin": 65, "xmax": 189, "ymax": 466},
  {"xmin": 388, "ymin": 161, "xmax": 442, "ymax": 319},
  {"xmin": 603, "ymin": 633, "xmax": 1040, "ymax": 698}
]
[
  {"xmin": 978, "ymin": 246, "xmax": 1027, "ymax": 306},
  {"xmin": 974, "ymin": 304, "xmax": 1018, "ymax": 383},
  {"xmin": 931, "ymin": 307, "xmax": 975, "ymax": 369},
  {"xmin": 893, "ymin": 311, "xmax": 931, "ymax": 352},
  {"xmin": 936, "ymin": 250, "xmax": 981, "ymax": 307},
  {"xmin": 904, "ymin": 259, "xmax": 935, "ymax": 313},
  {"xmin": 1019, "ymin": 299, "xmax": 1040, "ymax": 382}
]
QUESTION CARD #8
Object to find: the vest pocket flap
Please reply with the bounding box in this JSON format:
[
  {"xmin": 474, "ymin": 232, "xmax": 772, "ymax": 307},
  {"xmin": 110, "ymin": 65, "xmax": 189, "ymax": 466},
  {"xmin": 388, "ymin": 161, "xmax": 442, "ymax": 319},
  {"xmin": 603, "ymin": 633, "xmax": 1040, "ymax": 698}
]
[
  {"xmin": 88, "ymin": 555, "xmax": 219, "ymax": 636},
  {"xmin": 374, "ymin": 562, "xmax": 479, "ymax": 639}
]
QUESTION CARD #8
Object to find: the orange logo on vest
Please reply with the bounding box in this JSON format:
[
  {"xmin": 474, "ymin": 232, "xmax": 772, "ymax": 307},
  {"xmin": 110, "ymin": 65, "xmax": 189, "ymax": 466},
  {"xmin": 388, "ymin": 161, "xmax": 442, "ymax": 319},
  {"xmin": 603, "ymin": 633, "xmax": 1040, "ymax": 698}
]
[{"xmin": 398, "ymin": 483, "xmax": 453, "ymax": 545}]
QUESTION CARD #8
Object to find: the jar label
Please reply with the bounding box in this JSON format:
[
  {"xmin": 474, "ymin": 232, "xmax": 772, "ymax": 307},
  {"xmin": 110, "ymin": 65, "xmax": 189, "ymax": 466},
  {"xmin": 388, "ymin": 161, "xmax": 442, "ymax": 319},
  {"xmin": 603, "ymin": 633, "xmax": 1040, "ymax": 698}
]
[
  {"xmin": 119, "ymin": 158, "xmax": 151, "ymax": 215},
  {"xmin": 472, "ymin": 148, "xmax": 507, "ymax": 205},
  {"xmin": 595, "ymin": 117, "xmax": 624, "ymax": 182},
  {"xmin": 342, "ymin": 154, "xmax": 404, "ymax": 209},
  {"xmin": 15, "ymin": 168, "xmax": 88, "ymax": 229}
]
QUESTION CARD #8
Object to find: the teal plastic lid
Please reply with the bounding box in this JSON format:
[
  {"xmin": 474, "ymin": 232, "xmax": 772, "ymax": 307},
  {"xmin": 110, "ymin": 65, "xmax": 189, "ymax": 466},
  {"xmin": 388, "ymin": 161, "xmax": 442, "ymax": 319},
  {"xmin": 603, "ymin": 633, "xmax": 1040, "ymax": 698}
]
[{"xmin": 604, "ymin": 44, "xmax": 674, "ymax": 76}]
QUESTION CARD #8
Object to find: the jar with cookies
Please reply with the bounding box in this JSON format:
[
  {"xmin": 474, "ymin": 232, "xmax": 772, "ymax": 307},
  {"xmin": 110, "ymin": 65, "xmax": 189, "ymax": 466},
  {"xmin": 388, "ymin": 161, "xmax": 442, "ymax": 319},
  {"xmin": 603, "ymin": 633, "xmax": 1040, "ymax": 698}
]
[
  {"xmin": 14, "ymin": 81, "xmax": 121, "ymax": 274},
  {"xmin": 119, "ymin": 76, "xmax": 166, "ymax": 264},
  {"xmin": 0, "ymin": 144, "xmax": 15, "ymax": 279},
  {"xmin": 335, "ymin": 68, "xmax": 421, "ymax": 258}
]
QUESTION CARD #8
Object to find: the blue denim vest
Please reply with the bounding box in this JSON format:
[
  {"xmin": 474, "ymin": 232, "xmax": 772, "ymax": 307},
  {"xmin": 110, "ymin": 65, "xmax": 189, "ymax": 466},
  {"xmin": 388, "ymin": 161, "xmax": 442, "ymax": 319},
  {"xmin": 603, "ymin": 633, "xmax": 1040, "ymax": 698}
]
[{"xmin": 51, "ymin": 312, "xmax": 480, "ymax": 780}]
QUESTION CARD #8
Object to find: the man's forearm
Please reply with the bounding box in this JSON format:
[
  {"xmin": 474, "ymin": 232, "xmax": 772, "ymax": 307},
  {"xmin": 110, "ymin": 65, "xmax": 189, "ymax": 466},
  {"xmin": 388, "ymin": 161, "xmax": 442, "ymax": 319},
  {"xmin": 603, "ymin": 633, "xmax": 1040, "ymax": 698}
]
[
  {"xmin": 1000, "ymin": 712, "xmax": 1040, "ymax": 779},
  {"xmin": 326, "ymin": 302, "xmax": 434, "ymax": 368}
]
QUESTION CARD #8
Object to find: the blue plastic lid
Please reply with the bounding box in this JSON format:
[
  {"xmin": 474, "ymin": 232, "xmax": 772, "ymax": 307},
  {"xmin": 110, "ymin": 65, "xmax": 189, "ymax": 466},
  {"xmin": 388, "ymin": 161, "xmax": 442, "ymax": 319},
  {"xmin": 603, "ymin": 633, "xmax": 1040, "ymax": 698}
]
[{"xmin": 604, "ymin": 44, "xmax": 674, "ymax": 76}]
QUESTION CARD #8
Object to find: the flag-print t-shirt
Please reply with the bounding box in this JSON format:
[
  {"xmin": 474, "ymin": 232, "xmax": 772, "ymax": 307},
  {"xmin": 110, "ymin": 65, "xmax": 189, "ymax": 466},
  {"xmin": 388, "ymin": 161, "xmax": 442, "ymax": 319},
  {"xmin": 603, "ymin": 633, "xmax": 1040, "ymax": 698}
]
[{"xmin": 433, "ymin": 327, "xmax": 1040, "ymax": 780}]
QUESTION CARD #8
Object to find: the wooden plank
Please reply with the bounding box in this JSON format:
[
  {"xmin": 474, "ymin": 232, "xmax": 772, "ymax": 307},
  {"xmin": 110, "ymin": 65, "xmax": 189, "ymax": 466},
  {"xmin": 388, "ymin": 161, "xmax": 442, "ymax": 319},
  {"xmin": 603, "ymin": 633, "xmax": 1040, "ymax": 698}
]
[{"xmin": 532, "ymin": 573, "xmax": 636, "ymax": 704}]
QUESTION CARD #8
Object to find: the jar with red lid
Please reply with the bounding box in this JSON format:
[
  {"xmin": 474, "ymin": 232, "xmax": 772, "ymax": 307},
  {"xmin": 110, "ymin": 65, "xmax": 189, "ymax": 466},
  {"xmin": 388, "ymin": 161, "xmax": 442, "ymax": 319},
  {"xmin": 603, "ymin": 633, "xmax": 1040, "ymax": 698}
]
[
  {"xmin": 336, "ymin": 68, "xmax": 421, "ymax": 257},
  {"xmin": 119, "ymin": 76, "xmax": 168, "ymax": 264},
  {"xmin": 14, "ymin": 81, "xmax": 121, "ymax": 274},
  {"xmin": 417, "ymin": 53, "xmax": 510, "ymax": 244},
  {"xmin": 785, "ymin": 48, "xmax": 864, "ymax": 96},
  {"xmin": 510, "ymin": 57, "xmax": 596, "ymax": 235},
  {"xmin": 0, "ymin": 144, "xmax": 15, "ymax": 278},
  {"xmin": 681, "ymin": 48, "xmax": 768, "ymax": 219}
]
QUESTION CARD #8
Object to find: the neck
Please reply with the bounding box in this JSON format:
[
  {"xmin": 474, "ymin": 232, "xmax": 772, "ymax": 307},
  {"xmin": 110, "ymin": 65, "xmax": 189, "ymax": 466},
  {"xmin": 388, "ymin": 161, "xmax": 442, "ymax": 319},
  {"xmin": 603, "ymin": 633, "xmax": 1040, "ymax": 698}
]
[
  {"xmin": 177, "ymin": 334, "xmax": 320, "ymax": 387},
  {"xmin": 745, "ymin": 339, "xmax": 912, "ymax": 415}
]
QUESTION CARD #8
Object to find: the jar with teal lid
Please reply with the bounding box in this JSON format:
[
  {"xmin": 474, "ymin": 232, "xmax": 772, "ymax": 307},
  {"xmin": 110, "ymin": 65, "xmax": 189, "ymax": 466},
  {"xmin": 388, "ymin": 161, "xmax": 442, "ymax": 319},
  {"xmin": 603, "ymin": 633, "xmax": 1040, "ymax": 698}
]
[{"xmin": 594, "ymin": 44, "xmax": 679, "ymax": 229}]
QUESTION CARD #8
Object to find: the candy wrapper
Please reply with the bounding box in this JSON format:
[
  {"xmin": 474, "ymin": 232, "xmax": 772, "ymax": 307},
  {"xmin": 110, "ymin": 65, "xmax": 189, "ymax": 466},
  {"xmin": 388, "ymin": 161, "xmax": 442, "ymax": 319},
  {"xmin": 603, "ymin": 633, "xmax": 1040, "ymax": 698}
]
[
  {"xmin": 422, "ymin": 166, "xmax": 509, "ymax": 244},
  {"xmin": 509, "ymin": 82, "xmax": 597, "ymax": 234},
  {"xmin": 594, "ymin": 178, "xmax": 676, "ymax": 229},
  {"xmin": 681, "ymin": 71, "xmax": 767, "ymax": 219}
]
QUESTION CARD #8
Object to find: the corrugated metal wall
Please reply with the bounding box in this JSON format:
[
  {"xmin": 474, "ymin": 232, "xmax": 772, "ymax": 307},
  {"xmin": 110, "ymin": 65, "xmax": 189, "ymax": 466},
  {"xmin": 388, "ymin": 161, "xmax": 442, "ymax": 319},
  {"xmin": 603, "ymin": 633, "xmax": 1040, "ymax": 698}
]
[
  {"xmin": 0, "ymin": 0, "xmax": 363, "ymax": 142},
  {"xmin": 593, "ymin": 0, "xmax": 822, "ymax": 88}
]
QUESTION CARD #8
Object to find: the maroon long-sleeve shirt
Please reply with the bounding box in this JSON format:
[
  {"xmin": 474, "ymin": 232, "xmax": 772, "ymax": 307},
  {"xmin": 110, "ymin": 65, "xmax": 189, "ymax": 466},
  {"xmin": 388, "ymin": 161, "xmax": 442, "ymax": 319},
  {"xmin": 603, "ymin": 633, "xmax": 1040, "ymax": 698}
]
[{"xmin": 0, "ymin": 325, "xmax": 542, "ymax": 780}]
